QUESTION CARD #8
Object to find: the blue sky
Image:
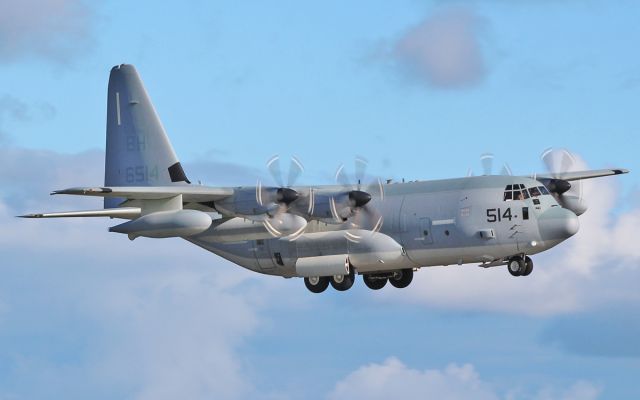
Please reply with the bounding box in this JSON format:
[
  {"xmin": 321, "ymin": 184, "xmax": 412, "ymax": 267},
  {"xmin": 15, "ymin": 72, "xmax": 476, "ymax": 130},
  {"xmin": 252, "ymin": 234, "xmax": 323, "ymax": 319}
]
[{"xmin": 0, "ymin": 1, "xmax": 639, "ymax": 399}]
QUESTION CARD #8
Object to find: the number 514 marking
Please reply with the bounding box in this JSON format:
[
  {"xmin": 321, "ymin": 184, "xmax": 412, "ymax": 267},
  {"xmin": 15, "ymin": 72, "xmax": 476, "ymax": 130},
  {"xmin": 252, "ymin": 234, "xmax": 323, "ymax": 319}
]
[{"xmin": 487, "ymin": 208, "xmax": 513, "ymax": 222}]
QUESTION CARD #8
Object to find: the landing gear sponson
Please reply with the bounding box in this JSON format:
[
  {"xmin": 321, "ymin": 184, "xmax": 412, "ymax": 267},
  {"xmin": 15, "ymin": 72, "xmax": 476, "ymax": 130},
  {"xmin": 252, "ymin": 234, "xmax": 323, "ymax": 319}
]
[{"xmin": 304, "ymin": 268, "xmax": 415, "ymax": 293}]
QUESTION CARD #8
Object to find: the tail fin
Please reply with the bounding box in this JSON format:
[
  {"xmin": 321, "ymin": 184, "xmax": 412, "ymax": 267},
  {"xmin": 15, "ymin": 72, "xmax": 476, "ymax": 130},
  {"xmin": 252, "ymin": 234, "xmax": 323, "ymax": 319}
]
[{"xmin": 104, "ymin": 64, "xmax": 190, "ymax": 207}]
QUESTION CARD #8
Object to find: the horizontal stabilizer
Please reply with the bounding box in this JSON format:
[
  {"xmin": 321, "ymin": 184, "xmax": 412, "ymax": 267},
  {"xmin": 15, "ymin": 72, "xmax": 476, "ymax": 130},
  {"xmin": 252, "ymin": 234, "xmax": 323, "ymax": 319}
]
[
  {"xmin": 534, "ymin": 168, "xmax": 629, "ymax": 182},
  {"xmin": 51, "ymin": 186, "xmax": 233, "ymax": 202},
  {"xmin": 18, "ymin": 207, "xmax": 141, "ymax": 219}
]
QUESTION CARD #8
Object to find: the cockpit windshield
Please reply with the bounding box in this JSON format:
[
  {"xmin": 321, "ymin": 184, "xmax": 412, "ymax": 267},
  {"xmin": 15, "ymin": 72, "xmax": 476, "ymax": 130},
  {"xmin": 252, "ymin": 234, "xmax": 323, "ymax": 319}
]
[{"xmin": 504, "ymin": 184, "xmax": 550, "ymax": 201}]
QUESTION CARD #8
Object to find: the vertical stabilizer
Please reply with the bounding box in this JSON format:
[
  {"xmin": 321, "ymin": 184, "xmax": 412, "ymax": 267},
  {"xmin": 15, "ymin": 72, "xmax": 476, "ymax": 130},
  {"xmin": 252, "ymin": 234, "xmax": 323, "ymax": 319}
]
[{"xmin": 104, "ymin": 64, "xmax": 190, "ymax": 208}]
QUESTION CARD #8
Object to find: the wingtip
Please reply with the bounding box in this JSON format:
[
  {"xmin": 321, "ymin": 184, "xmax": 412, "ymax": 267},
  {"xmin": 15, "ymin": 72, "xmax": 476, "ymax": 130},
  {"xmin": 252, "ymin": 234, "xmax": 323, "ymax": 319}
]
[
  {"xmin": 613, "ymin": 168, "xmax": 630, "ymax": 175},
  {"xmin": 17, "ymin": 214, "xmax": 43, "ymax": 218}
]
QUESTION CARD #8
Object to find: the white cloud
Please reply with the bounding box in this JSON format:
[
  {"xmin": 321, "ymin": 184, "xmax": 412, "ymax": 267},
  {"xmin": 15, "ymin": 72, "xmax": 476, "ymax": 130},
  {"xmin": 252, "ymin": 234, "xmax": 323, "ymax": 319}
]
[
  {"xmin": 328, "ymin": 358, "xmax": 601, "ymax": 400},
  {"xmin": 0, "ymin": 145, "xmax": 281, "ymax": 399},
  {"xmin": 0, "ymin": 0, "xmax": 94, "ymax": 62},
  {"xmin": 328, "ymin": 358, "xmax": 498, "ymax": 400},
  {"xmin": 386, "ymin": 7, "xmax": 487, "ymax": 88},
  {"xmin": 532, "ymin": 380, "xmax": 602, "ymax": 400}
]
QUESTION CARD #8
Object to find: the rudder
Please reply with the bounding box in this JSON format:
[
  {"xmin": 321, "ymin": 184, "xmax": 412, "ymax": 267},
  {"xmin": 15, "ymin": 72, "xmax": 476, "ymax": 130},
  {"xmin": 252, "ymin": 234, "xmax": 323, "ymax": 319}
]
[{"xmin": 104, "ymin": 64, "xmax": 189, "ymax": 207}]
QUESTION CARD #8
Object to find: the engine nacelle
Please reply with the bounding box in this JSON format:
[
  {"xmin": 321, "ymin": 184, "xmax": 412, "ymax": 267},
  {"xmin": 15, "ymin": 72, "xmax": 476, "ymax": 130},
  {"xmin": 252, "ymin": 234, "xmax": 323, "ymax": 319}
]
[
  {"xmin": 214, "ymin": 187, "xmax": 272, "ymax": 216},
  {"xmin": 109, "ymin": 209, "xmax": 212, "ymax": 239}
]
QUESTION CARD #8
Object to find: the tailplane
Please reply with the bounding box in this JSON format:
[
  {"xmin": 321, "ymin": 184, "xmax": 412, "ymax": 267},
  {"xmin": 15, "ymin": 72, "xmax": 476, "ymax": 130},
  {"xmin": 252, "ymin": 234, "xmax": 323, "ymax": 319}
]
[{"xmin": 105, "ymin": 64, "xmax": 189, "ymax": 207}]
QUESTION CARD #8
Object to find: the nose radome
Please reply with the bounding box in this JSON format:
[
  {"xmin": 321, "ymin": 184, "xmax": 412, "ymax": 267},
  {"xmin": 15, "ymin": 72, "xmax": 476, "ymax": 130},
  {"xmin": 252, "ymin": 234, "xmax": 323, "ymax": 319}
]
[{"xmin": 537, "ymin": 207, "xmax": 580, "ymax": 241}]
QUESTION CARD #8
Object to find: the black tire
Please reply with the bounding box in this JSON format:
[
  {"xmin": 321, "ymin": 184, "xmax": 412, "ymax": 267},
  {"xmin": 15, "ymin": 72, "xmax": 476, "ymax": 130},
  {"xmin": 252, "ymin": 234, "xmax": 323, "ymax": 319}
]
[
  {"xmin": 507, "ymin": 257, "xmax": 524, "ymax": 277},
  {"xmin": 363, "ymin": 274, "xmax": 387, "ymax": 290},
  {"xmin": 522, "ymin": 256, "xmax": 533, "ymax": 276},
  {"xmin": 389, "ymin": 268, "xmax": 413, "ymax": 288},
  {"xmin": 304, "ymin": 276, "xmax": 330, "ymax": 293},
  {"xmin": 331, "ymin": 268, "xmax": 355, "ymax": 291}
]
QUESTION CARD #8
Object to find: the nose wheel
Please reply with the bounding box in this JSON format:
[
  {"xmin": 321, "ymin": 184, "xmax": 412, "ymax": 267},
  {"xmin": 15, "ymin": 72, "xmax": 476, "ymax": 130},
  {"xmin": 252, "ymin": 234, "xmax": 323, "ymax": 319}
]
[{"xmin": 507, "ymin": 256, "xmax": 533, "ymax": 277}]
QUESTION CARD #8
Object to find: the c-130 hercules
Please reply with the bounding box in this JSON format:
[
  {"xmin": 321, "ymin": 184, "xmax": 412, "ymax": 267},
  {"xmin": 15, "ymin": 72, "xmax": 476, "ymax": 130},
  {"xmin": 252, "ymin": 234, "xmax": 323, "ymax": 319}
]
[{"xmin": 22, "ymin": 65, "xmax": 629, "ymax": 293}]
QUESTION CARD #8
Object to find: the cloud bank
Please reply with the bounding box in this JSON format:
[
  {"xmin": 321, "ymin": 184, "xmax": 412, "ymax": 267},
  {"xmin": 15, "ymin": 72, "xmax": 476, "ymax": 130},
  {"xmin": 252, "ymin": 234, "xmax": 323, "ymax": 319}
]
[
  {"xmin": 384, "ymin": 7, "xmax": 487, "ymax": 89},
  {"xmin": 328, "ymin": 358, "xmax": 601, "ymax": 400},
  {"xmin": 0, "ymin": 145, "xmax": 273, "ymax": 399},
  {"xmin": 0, "ymin": 0, "xmax": 94, "ymax": 62}
]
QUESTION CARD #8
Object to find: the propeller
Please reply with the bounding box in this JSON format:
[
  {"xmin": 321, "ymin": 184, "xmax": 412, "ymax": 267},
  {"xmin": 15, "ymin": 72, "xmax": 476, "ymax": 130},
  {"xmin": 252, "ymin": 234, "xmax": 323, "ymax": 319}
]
[
  {"xmin": 468, "ymin": 153, "xmax": 513, "ymax": 177},
  {"xmin": 331, "ymin": 157, "xmax": 384, "ymax": 242},
  {"xmin": 256, "ymin": 155, "xmax": 308, "ymax": 239},
  {"xmin": 539, "ymin": 148, "xmax": 587, "ymax": 215}
]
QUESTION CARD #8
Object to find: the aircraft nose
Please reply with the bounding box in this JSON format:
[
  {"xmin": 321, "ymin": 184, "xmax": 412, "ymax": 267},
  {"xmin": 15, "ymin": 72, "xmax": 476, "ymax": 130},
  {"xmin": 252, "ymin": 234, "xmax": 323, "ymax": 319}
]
[{"xmin": 537, "ymin": 207, "xmax": 580, "ymax": 241}]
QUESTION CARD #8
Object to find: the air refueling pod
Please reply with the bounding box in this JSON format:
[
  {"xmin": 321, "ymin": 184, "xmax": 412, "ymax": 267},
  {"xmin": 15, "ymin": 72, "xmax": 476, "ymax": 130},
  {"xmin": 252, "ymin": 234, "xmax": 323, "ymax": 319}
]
[{"xmin": 109, "ymin": 209, "xmax": 212, "ymax": 240}]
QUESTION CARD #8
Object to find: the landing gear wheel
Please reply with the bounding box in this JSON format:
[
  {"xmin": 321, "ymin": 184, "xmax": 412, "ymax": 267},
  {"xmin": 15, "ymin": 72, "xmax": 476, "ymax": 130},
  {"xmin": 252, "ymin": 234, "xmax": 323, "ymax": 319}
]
[
  {"xmin": 330, "ymin": 268, "xmax": 355, "ymax": 291},
  {"xmin": 522, "ymin": 256, "xmax": 533, "ymax": 276},
  {"xmin": 363, "ymin": 274, "xmax": 387, "ymax": 290},
  {"xmin": 507, "ymin": 257, "xmax": 525, "ymax": 277},
  {"xmin": 304, "ymin": 276, "xmax": 330, "ymax": 293},
  {"xmin": 389, "ymin": 269, "xmax": 414, "ymax": 288}
]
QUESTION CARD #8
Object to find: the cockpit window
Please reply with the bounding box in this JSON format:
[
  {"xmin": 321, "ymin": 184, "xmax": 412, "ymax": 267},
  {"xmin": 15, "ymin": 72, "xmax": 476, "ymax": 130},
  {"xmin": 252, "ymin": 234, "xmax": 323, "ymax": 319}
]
[
  {"xmin": 528, "ymin": 187, "xmax": 541, "ymax": 197},
  {"xmin": 538, "ymin": 186, "xmax": 550, "ymax": 195},
  {"xmin": 504, "ymin": 184, "xmax": 527, "ymax": 201}
]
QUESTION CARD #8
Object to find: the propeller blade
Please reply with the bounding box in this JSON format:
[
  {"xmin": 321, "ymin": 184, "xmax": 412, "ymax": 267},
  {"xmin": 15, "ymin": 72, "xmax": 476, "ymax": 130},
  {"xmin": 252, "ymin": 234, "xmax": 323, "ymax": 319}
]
[
  {"xmin": 500, "ymin": 163, "xmax": 513, "ymax": 176},
  {"xmin": 480, "ymin": 153, "xmax": 494, "ymax": 175},
  {"xmin": 541, "ymin": 148, "xmax": 576, "ymax": 177},
  {"xmin": 267, "ymin": 155, "xmax": 284, "ymax": 187},
  {"xmin": 335, "ymin": 164, "xmax": 350, "ymax": 187},
  {"xmin": 287, "ymin": 156, "xmax": 304, "ymax": 187}
]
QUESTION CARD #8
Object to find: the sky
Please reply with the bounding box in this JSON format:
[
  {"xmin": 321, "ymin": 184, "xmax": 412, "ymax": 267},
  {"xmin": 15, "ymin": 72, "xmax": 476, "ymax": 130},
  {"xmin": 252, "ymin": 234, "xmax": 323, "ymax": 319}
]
[{"xmin": 0, "ymin": 0, "xmax": 639, "ymax": 399}]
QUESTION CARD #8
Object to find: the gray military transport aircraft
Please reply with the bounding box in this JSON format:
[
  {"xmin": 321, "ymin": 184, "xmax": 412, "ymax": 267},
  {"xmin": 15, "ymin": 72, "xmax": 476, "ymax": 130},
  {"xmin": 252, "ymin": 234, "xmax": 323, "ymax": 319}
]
[{"xmin": 22, "ymin": 64, "xmax": 630, "ymax": 293}]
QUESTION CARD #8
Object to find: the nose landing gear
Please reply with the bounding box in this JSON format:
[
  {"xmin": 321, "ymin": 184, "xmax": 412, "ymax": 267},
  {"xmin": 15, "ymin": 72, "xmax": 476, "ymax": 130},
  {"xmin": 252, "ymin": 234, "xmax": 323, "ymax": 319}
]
[{"xmin": 507, "ymin": 255, "xmax": 533, "ymax": 277}]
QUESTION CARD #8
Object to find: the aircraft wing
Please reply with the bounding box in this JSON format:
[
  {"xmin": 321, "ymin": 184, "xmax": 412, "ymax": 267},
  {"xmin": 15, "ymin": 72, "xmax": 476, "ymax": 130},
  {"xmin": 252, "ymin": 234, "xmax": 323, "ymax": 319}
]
[
  {"xmin": 19, "ymin": 207, "xmax": 142, "ymax": 219},
  {"xmin": 50, "ymin": 185, "xmax": 234, "ymax": 202},
  {"xmin": 535, "ymin": 168, "xmax": 629, "ymax": 182}
]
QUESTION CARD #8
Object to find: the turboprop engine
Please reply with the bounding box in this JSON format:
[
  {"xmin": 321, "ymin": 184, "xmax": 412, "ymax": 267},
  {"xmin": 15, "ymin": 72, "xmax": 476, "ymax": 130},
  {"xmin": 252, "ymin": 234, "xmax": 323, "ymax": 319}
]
[
  {"xmin": 539, "ymin": 149, "xmax": 589, "ymax": 216},
  {"xmin": 109, "ymin": 209, "xmax": 212, "ymax": 240},
  {"xmin": 214, "ymin": 187, "xmax": 299, "ymax": 217}
]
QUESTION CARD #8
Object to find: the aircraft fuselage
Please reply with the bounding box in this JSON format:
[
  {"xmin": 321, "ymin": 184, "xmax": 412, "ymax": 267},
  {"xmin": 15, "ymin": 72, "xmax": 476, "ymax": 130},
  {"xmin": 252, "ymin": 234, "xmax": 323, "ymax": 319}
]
[{"xmin": 188, "ymin": 174, "xmax": 577, "ymax": 278}]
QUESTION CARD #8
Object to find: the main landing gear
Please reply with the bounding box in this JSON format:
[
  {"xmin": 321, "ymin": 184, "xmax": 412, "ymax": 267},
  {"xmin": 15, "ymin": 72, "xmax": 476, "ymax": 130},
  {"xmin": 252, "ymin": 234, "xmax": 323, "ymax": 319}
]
[
  {"xmin": 507, "ymin": 255, "xmax": 533, "ymax": 277},
  {"xmin": 305, "ymin": 268, "xmax": 415, "ymax": 293},
  {"xmin": 304, "ymin": 268, "xmax": 355, "ymax": 293}
]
